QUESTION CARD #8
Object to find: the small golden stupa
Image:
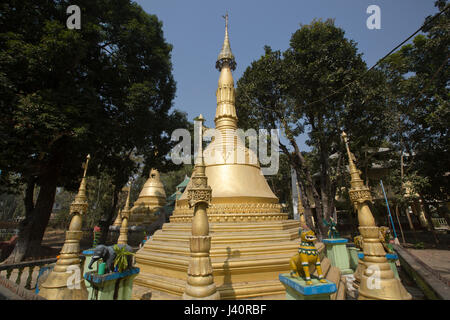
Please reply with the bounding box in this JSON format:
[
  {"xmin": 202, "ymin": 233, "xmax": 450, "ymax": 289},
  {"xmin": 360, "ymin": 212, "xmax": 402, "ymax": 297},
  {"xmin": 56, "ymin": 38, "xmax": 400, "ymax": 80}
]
[
  {"xmin": 39, "ymin": 155, "xmax": 91, "ymax": 300},
  {"xmin": 129, "ymin": 168, "xmax": 166, "ymax": 226},
  {"xmin": 133, "ymin": 15, "xmax": 300, "ymax": 299}
]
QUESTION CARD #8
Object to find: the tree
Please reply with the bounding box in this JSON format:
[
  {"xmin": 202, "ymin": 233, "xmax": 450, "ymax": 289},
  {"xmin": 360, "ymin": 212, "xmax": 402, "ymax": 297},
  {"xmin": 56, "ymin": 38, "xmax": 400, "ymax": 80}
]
[
  {"xmin": 0, "ymin": 183, "xmax": 25, "ymax": 222},
  {"xmin": 381, "ymin": 1, "xmax": 449, "ymax": 202},
  {"xmin": 0, "ymin": 0, "xmax": 188, "ymax": 262},
  {"xmin": 236, "ymin": 20, "xmax": 388, "ymax": 236},
  {"xmin": 160, "ymin": 164, "xmax": 193, "ymax": 198},
  {"xmin": 266, "ymin": 153, "xmax": 295, "ymax": 218},
  {"xmin": 236, "ymin": 46, "xmax": 314, "ymax": 232},
  {"xmin": 378, "ymin": 1, "xmax": 449, "ymax": 243}
]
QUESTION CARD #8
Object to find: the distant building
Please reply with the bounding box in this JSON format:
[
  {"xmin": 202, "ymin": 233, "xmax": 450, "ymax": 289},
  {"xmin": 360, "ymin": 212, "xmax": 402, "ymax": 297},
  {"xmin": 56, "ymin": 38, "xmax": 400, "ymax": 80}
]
[{"xmin": 166, "ymin": 175, "xmax": 190, "ymax": 213}]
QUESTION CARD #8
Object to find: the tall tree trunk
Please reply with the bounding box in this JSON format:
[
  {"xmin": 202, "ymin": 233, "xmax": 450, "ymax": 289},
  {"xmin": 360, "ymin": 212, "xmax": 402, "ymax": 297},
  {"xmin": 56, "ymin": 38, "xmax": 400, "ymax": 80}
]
[
  {"xmin": 27, "ymin": 172, "xmax": 60, "ymax": 253},
  {"xmin": 319, "ymin": 185, "xmax": 330, "ymax": 237},
  {"xmin": 317, "ymin": 135, "xmax": 341, "ymax": 237},
  {"xmin": 405, "ymin": 206, "xmax": 415, "ymax": 230},
  {"xmin": 4, "ymin": 157, "xmax": 61, "ymax": 263},
  {"xmin": 318, "ymin": 140, "xmax": 330, "ymax": 237},
  {"xmin": 297, "ymin": 176, "xmax": 315, "ymax": 231},
  {"xmin": 410, "ymin": 200, "xmax": 429, "ymax": 230},
  {"xmin": 287, "ymin": 136, "xmax": 324, "ymax": 237},
  {"xmin": 419, "ymin": 195, "xmax": 439, "ymax": 246},
  {"xmin": 98, "ymin": 185, "xmax": 120, "ymax": 245},
  {"xmin": 278, "ymin": 139, "xmax": 317, "ymax": 234},
  {"xmin": 288, "ymin": 152, "xmax": 322, "ymax": 236},
  {"xmin": 395, "ymin": 204, "xmax": 406, "ymax": 244},
  {"xmin": 348, "ymin": 206, "xmax": 358, "ymax": 238},
  {"xmin": 3, "ymin": 177, "xmax": 36, "ymax": 264}
]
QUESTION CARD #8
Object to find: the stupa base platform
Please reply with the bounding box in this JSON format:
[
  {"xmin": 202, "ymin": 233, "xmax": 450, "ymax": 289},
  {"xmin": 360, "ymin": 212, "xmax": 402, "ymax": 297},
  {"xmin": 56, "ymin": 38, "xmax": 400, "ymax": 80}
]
[
  {"xmin": 133, "ymin": 219, "xmax": 302, "ymax": 299},
  {"xmin": 134, "ymin": 272, "xmax": 290, "ymax": 300},
  {"xmin": 131, "ymin": 282, "xmax": 286, "ymax": 300}
]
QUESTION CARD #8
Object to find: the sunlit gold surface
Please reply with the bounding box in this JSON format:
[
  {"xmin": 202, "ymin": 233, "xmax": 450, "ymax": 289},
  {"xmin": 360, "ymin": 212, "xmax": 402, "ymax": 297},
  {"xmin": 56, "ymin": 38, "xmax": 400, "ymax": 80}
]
[
  {"xmin": 38, "ymin": 155, "xmax": 91, "ymax": 300},
  {"xmin": 134, "ymin": 17, "xmax": 300, "ymax": 299},
  {"xmin": 118, "ymin": 217, "xmax": 129, "ymax": 245},
  {"xmin": 129, "ymin": 169, "xmax": 166, "ymax": 226},
  {"xmin": 183, "ymin": 123, "xmax": 220, "ymax": 299},
  {"xmin": 118, "ymin": 186, "xmax": 131, "ymax": 245},
  {"xmin": 113, "ymin": 209, "xmax": 122, "ymax": 227},
  {"xmin": 342, "ymin": 132, "xmax": 411, "ymax": 300},
  {"xmin": 136, "ymin": 169, "xmax": 166, "ymax": 201}
]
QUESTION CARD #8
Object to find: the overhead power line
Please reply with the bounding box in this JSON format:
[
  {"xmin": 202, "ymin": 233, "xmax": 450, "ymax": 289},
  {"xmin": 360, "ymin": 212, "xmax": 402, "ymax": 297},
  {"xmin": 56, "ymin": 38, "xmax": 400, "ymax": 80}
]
[{"xmin": 297, "ymin": 4, "xmax": 449, "ymax": 109}]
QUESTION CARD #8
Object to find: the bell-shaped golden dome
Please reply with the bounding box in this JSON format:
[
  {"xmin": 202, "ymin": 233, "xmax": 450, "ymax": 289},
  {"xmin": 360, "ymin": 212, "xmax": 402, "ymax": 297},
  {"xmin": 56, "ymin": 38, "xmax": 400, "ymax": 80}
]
[
  {"xmin": 134, "ymin": 169, "xmax": 166, "ymax": 208},
  {"xmin": 130, "ymin": 169, "xmax": 166, "ymax": 225}
]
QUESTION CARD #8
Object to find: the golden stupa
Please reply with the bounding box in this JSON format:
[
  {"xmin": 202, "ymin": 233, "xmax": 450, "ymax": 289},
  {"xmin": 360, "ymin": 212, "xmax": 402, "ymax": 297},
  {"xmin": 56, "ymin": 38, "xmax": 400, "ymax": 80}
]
[
  {"xmin": 129, "ymin": 168, "xmax": 166, "ymax": 226},
  {"xmin": 133, "ymin": 15, "xmax": 300, "ymax": 299}
]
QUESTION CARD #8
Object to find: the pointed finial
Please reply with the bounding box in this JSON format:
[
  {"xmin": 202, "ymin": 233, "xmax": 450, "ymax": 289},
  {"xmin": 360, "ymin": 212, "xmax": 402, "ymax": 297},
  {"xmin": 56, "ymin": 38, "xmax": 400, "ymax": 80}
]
[
  {"xmin": 342, "ymin": 132, "xmax": 371, "ymax": 204},
  {"xmin": 195, "ymin": 114, "xmax": 206, "ymax": 167},
  {"xmin": 70, "ymin": 154, "xmax": 90, "ymax": 215},
  {"xmin": 124, "ymin": 183, "xmax": 131, "ymax": 211},
  {"xmin": 223, "ymin": 12, "xmax": 228, "ymax": 30},
  {"xmin": 216, "ymin": 13, "xmax": 236, "ymax": 71},
  {"xmin": 187, "ymin": 117, "xmax": 211, "ymax": 208},
  {"xmin": 341, "ymin": 132, "xmax": 358, "ymax": 175},
  {"xmin": 82, "ymin": 154, "xmax": 91, "ymax": 178}
]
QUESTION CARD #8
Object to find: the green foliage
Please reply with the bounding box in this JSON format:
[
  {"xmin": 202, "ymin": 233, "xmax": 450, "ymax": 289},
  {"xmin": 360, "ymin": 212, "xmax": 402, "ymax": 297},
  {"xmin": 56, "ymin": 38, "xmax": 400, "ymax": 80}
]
[
  {"xmin": 160, "ymin": 165, "xmax": 193, "ymax": 198},
  {"xmin": 284, "ymin": 19, "xmax": 388, "ymax": 161},
  {"xmin": 113, "ymin": 244, "xmax": 134, "ymax": 273},
  {"xmin": 236, "ymin": 19, "xmax": 388, "ymax": 232},
  {"xmin": 378, "ymin": 1, "xmax": 449, "ymax": 202},
  {"xmin": 414, "ymin": 242, "xmax": 425, "ymax": 249},
  {"xmin": 0, "ymin": 0, "xmax": 189, "ymax": 194},
  {"xmin": 0, "ymin": 1, "xmax": 189, "ymax": 256},
  {"xmin": 236, "ymin": 4, "xmax": 449, "ymax": 221},
  {"xmin": 265, "ymin": 153, "xmax": 294, "ymax": 215},
  {"xmin": 85, "ymin": 173, "xmax": 116, "ymax": 228}
]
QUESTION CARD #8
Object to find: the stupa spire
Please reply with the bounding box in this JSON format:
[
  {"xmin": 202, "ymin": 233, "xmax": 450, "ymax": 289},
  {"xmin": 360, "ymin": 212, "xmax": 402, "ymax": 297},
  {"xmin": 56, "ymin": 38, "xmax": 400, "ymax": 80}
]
[
  {"xmin": 118, "ymin": 183, "xmax": 132, "ymax": 245},
  {"xmin": 216, "ymin": 13, "xmax": 236, "ymax": 71},
  {"xmin": 342, "ymin": 132, "xmax": 364, "ymax": 188},
  {"xmin": 214, "ymin": 13, "xmax": 238, "ymax": 129},
  {"xmin": 123, "ymin": 184, "xmax": 131, "ymax": 212},
  {"xmin": 72, "ymin": 154, "xmax": 90, "ymax": 206}
]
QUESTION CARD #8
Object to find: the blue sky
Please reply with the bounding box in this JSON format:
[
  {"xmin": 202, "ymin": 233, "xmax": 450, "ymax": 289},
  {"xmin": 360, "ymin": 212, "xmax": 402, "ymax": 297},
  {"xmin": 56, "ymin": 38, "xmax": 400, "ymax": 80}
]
[{"xmin": 134, "ymin": 0, "xmax": 438, "ymax": 150}]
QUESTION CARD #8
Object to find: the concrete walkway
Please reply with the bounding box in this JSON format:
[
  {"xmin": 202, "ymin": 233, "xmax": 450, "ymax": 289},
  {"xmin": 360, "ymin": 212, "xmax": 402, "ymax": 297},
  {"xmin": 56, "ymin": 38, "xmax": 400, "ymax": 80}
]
[
  {"xmin": 407, "ymin": 249, "xmax": 450, "ymax": 284},
  {"xmin": 394, "ymin": 245, "xmax": 449, "ymax": 299}
]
